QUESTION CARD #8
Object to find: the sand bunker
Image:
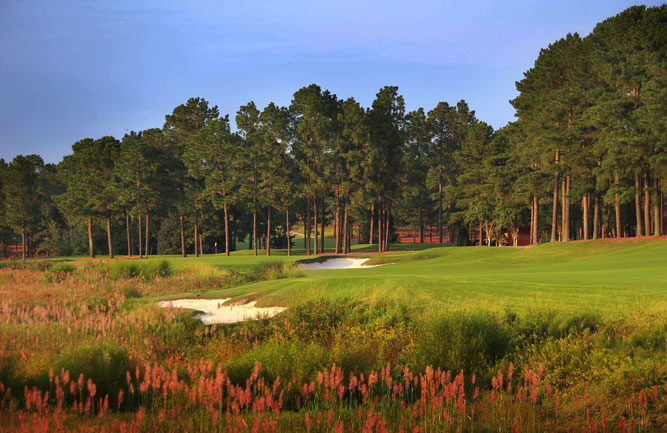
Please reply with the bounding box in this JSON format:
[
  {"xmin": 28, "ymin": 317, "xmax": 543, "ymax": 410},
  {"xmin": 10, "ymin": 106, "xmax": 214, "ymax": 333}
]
[
  {"xmin": 299, "ymin": 258, "xmax": 387, "ymax": 270},
  {"xmin": 157, "ymin": 298, "xmax": 286, "ymax": 324}
]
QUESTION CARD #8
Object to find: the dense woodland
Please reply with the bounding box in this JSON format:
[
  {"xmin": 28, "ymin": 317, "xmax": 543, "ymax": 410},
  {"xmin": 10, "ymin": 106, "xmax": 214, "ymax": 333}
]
[{"xmin": 1, "ymin": 5, "xmax": 665, "ymax": 260}]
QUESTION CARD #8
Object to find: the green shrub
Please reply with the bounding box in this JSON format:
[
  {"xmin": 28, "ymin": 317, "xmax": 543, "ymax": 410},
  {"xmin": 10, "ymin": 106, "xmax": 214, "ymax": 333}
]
[
  {"xmin": 55, "ymin": 340, "xmax": 136, "ymax": 406},
  {"xmin": 414, "ymin": 312, "xmax": 511, "ymax": 381},
  {"xmin": 552, "ymin": 312, "xmax": 602, "ymax": 336},
  {"xmin": 224, "ymin": 339, "xmax": 329, "ymax": 385},
  {"xmin": 91, "ymin": 259, "xmax": 171, "ymax": 281},
  {"xmin": 331, "ymin": 324, "xmax": 412, "ymax": 375},
  {"xmin": 45, "ymin": 263, "xmax": 77, "ymax": 282},
  {"xmin": 253, "ymin": 261, "xmax": 303, "ymax": 280}
]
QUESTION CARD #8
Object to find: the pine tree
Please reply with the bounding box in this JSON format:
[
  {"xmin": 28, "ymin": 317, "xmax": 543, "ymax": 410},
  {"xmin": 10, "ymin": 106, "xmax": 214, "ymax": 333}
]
[
  {"xmin": 368, "ymin": 86, "xmax": 405, "ymax": 252},
  {"xmin": 236, "ymin": 102, "xmax": 263, "ymax": 256},
  {"xmin": 2, "ymin": 155, "xmax": 44, "ymax": 261},
  {"xmin": 164, "ymin": 97, "xmax": 219, "ymax": 256},
  {"xmin": 186, "ymin": 116, "xmax": 241, "ymax": 256}
]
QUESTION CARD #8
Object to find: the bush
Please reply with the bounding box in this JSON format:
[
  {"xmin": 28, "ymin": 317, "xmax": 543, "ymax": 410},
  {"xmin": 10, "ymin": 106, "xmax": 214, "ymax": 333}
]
[
  {"xmin": 55, "ymin": 340, "xmax": 136, "ymax": 406},
  {"xmin": 456, "ymin": 227, "xmax": 470, "ymax": 246},
  {"xmin": 224, "ymin": 339, "xmax": 329, "ymax": 385},
  {"xmin": 92, "ymin": 259, "xmax": 171, "ymax": 281},
  {"xmin": 45, "ymin": 263, "xmax": 76, "ymax": 282},
  {"xmin": 414, "ymin": 312, "xmax": 511, "ymax": 381},
  {"xmin": 253, "ymin": 262, "xmax": 302, "ymax": 281},
  {"xmin": 157, "ymin": 212, "xmax": 187, "ymax": 255}
]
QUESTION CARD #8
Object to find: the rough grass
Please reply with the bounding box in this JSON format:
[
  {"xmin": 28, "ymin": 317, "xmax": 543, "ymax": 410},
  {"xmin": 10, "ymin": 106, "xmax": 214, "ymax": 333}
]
[{"xmin": 1, "ymin": 239, "xmax": 666, "ymax": 431}]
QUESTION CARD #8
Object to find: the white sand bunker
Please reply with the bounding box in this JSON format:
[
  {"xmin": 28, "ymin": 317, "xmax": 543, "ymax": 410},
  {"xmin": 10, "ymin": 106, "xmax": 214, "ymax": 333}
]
[
  {"xmin": 157, "ymin": 298, "xmax": 286, "ymax": 324},
  {"xmin": 299, "ymin": 258, "xmax": 387, "ymax": 270}
]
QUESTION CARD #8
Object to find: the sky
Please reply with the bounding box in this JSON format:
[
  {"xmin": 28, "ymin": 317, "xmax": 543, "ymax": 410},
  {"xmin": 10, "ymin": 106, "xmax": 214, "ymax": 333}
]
[{"xmin": 0, "ymin": 0, "xmax": 661, "ymax": 164}]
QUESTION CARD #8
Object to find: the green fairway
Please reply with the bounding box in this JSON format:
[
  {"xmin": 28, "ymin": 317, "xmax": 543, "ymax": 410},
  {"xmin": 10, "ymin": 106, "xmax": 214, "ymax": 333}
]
[{"xmin": 137, "ymin": 238, "xmax": 667, "ymax": 315}]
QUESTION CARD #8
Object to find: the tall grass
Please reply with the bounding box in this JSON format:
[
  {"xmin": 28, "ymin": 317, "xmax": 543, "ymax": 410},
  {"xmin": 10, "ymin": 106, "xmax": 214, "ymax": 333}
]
[
  {"xmin": 0, "ymin": 266, "xmax": 665, "ymax": 432},
  {"xmin": 92, "ymin": 259, "xmax": 172, "ymax": 281}
]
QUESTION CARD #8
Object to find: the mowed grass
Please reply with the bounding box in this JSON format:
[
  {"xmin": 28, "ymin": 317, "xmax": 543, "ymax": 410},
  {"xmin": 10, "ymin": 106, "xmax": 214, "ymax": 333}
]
[{"xmin": 131, "ymin": 238, "xmax": 667, "ymax": 315}]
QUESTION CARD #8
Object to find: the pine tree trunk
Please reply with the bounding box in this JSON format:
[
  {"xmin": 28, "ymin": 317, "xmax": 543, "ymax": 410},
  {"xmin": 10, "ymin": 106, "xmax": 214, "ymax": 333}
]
[
  {"xmin": 378, "ymin": 200, "xmax": 383, "ymax": 253},
  {"xmin": 635, "ymin": 173, "xmax": 643, "ymax": 237},
  {"xmin": 126, "ymin": 212, "xmax": 131, "ymax": 257},
  {"xmin": 561, "ymin": 177, "xmax": 570, "ymax": 242},
  {"xmin": 583, "ymin": 193, "xmax": 589, "ymax": 241},
  {"xmin": 286, "ymin": 208, "xmax": 291, "ymax": 256},
  {"xmin": 661, "ymin": 183, "xmax": 664, "ymax": 235},
  {"xmin": 106, "ymin": 214, "xmax": 113, "ymax": 259},
  {"xmin": 644, "ymin": 171, "xmax": 651, "ymax": 236},
  {"xmin": 319, "ymin": 198, "xmax": 324, "ymax": 254},
  {"xmin": 199, "ymin": 234, "xmax": 203, "ymax": 256},
  {"xmin": 314, "ymin": 198, "xmax": 318, "ymax": 255},
  {"xmin": 419, "ymin": 205, "xmax": 424, "ymax": 243},
  {"xmin": 530, "ymin": 196, "xmax": 536, "ymax": 245},
  {"xmin": 179, "ymin": 214, "xmax": 187, "ymax": 257},
  {"xmin": 438, "ymin": 177, "xmax": 443, "ymax": 244},
  {"xmin": 551, "ymin": 150, "xmax": 560, "ymax": 242},
  {"xmin": 370, "ymin": 202, "xmax": 374, "ymax": 245},
  {"xmin": 615, "ymin": 175, "xmax": 622, "ymax": 238},
  {"xmin": 138, "ymin": 213, "xmax": 143, "ymax": 259},
  {"xmin": 88, "ymin": 218, "xmax": 95, "ymax": 258},
  {"xmin": 566, "ymin": 176, "xmax": 571, "ymax": 240},
  {"xmin": 335, "ymin": 192, "xmax": 340, "ymax": 254},
  {"xmin": 21, "ymin": 225, "xmax": 26, "ymax": 262},
  {"xmin": 145, "ymin": 215, "xmax": 149, "ymax": 257},
  {"xmin": 194, "ymin": 199, "xmax": 199, "ymax": 257},
  {"xmin": 384, "ymin": 203, "xmax": 390, "ymax": 252},
  {"xmin": 478, "ymin": 224, "xmax": 483, "ymax": 247},
  {"xmin": 253, "ymin": 202, "xmax": 258, "ymax": 256},
  {"xmin": 306, "ymin": 197, "xmax": 310, "ymax": 254},
  {"xmin": 535, "ymin": 196, "xmax": 540, "ymax": 244},
  {"xmin": 561, "ymin": 178, "xmax": 566, "ymax": 241},
  {"xmin": 224, "ymin": 203, "xmax": 230, "ymax": 256},
  {"xmin": 343, "ymin": 207, "xmax": 349, "ymax": 254},
  {"xmin": 654, "ymin": 178, "xmax": 661, "ymax": 236},
  {"xmin": 266, "ymin": 206, "xmax": 271, "ymax": 256},
  {"xmin": 593, "ymin": 195, "xmax": 599, "ymax": 240}
]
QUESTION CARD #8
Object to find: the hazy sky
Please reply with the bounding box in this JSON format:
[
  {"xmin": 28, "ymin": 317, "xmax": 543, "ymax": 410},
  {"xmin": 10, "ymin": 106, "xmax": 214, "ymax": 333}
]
[{"xmin": 0, "ymin": 0, "xmax": 661, "ymax": 164}]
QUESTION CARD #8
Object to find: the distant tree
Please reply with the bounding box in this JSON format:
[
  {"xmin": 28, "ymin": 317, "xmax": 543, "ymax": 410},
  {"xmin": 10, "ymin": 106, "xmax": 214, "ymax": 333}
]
[
  {"xmin": 290, "ymin": 84, "xmax": 339, "ymax": 255},
  {"xmin": 402, "ymin": 108, "xmax": 430, "ymax": 243},
  {"xmin": 368, "ymin": 86, "xmax": 405, "ymax": 252},
  {"xmin": 2, "ymin": 155, "xmax": 44, "ymax": 261},
  {"xmin": 164, "ymin": 97, "xmax": 219, "ymax": 257},
  {"xmin": 464, "ymin": 195, "xmax": 495, "ymax": 247},
  {"xmin": 58, "ymin": 137, "xmax": 120, "ymax": 258},
  {"xmin": 115, "ymin": 129, "xmax": 165, "ymax": 257},
  {"xmin": 494, "ymin": 200, "xmax": 526, "ymax": 246},
  {"xmin": 236, "ymin": 101, "xmax": 263, "ymax": 256},
  {"xmin": 186, "ymin": 116, "xmax": 241, "ymax": 256},
  {"xmin": 586, "ymin": 5, "xmax": 667, "ymax": 238},
  {"xmin": 257, "ymin": 103, "xmax": 290, "ymax": 256}
]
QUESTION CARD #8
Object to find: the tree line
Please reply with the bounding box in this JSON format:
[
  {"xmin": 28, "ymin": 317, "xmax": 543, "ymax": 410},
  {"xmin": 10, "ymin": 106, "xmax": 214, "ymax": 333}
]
[{"xmin": 1, "ymin": 5, "xmax": 664, "ymax": 260}]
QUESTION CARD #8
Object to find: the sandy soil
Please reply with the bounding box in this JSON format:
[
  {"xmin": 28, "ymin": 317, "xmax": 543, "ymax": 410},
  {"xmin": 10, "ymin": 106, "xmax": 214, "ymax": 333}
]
[
  {"xmin": 157, "ymin": 298, "xmax": 286, "ymax": 324},
  {"xmin": 299, "ymin": 258, "xmax": 387, "ymax": 270}
]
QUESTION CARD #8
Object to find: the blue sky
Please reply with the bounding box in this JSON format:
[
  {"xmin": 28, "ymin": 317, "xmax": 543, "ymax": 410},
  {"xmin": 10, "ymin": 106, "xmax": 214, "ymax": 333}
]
[{"xmin": 0, "ymin": 0, "xmax": 661, "ymax": 164}]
